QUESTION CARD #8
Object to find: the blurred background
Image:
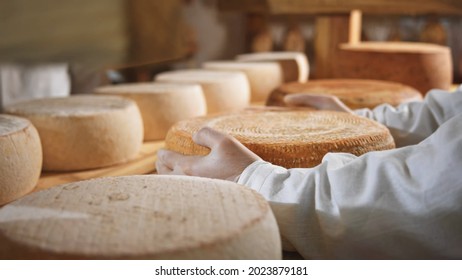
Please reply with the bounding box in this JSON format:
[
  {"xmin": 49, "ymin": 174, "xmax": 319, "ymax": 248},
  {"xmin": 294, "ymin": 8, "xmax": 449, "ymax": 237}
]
[{"xmin": 1, "ymin": 0, "xmax": 461, "ymax": 106}]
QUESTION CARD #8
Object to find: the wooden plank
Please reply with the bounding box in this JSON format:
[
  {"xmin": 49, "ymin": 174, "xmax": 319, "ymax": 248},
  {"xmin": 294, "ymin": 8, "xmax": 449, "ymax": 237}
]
[{"xmin": 34, "ymin": 141, "xmax": 164, "ymax": 192}]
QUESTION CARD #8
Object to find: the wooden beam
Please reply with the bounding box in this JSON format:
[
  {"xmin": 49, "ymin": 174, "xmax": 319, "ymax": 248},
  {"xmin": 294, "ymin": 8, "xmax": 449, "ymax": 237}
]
[{"xmin": 349, "ymin": 10, "xmax": 362, "ymax": 44}]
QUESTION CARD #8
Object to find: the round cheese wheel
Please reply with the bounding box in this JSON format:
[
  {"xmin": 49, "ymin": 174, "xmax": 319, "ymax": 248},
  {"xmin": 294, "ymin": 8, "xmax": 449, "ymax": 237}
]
[
  {"xmin": 0, "ymin": 175, "xmax": 281, "ymax": 259},
  {"xmin": 236, "ymin": 51, "xmax": 309, "ymax": 83},
  {"xmin": 0, "ymin": 115, "xmax": 42, "ymax": 205},
  {"xmin": 335, "ymin": 42, "xmax": 452, "ymax": 94},
  {"xmin": 5, "ymin": 95, "xmax": 143, "ymax": 171},
  {"xmin": 267, "ymin": 79, "xmax": 423, "ymax": 109},
  {"xmin": 203, "ymin": 61, "xmax": 284, "ymax": 102},
  {"xmin": 155, "ymin": 70, "xmax": 250, "ymax": 114},
  {"xmin": 165, "ymin": 111, "xmax": 395, "ymax": 168},
  {"xmin": 94, "ymin": 83, "xmax": 206, "ymax": 141}
]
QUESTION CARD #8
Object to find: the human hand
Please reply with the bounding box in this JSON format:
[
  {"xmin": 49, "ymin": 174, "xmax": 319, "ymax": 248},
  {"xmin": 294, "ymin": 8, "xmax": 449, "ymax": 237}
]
[
  {"xmin": 284, "ymin": 93, "xmax": 354, "ymax": 114},
  {"xmin": 156, "ymin": 127, "xmax": 261, "ymax": 182}
]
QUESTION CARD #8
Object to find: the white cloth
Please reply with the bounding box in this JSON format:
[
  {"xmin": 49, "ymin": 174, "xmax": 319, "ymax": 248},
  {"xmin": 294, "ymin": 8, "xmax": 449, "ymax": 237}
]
[{"xmin": 237, "ymin": 88, "xmax": 462, "ymax": 259}]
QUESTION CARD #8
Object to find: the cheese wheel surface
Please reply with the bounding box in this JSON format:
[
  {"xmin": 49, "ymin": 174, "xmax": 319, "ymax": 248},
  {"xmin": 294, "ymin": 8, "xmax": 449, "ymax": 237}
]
[
  {"xmin": 155, "ymin": 70, "xmax": 250, "ymax": 114},
  {"xmin": 236, "ymin": 51, "xmax": 309, "ymax": 83},
  {"xmin": 5, "ymin": 95, "xmax": 143, "ymax": 171},
  {"xmin": 203, "ymin": 61, "xmax": 284, "ymax": 102},
  {"xmin": 0, "ymin": 115, "xmax": 42, "ymax": 205},
  {"xmin": 95, "ymin": 83, "xmax": 206, "ymax": 140},
  {"xmin": 166, "ymin": 111, "xmax": 395, "ymax": 168},
  {"xmin": 0, "ymin": 175, "xmax": 281, "ymax": 259},
  {"xmin": 267, "ymin": 79, "xmax": 423, "ymax": 109}
]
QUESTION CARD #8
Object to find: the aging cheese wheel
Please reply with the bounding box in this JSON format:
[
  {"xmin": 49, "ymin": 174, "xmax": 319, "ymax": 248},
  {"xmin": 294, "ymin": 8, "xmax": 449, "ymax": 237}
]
[
  {"xmin": 0, "ymin": 175, "xmax": 281, "ymax": 259},
  {"xmin": 94, "ymin": 83, "xmax": 206, "ymax": 141},
  {"xmin": 335, "ymin": 42, "xmax": 452, "ymax": 94},
  {"xmin": 203, "ymin": 61, "xmax": 284, "ymax": 102},
  {"xmin": 236, "ymin": 51, "xmax": 309, "ymax": 83},
  {"xmin": 165, "ymin": 111, "xmax": 395, "ymax": 168},
  {"xmin": 267, "ymin": 79, "xmax": 423, "ymax": 109},
  {"xmin": 0, "ymin": 115, "xmax": 42, "ymax": 205},
  {"xmin": 5, "ymin": 95, "xmax": 143, "ymax": 171},
  {"xmin": 155, "ymin": 69, "xmax": 250, "ymax": 114}
]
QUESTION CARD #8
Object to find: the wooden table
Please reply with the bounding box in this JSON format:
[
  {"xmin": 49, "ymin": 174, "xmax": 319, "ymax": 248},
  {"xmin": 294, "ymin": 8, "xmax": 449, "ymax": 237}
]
[{"xmin": 34, "ymin": 141, "xmax": 165, "ymax": 192}]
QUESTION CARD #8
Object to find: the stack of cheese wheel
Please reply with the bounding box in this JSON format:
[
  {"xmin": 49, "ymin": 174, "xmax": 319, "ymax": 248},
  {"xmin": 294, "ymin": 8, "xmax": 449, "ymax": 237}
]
[
  {"xmin": 0, "ymin": 115, "xmax": 42, "ymax": 205},
  {"xmin": 267, "ymin": 79, "xmax": 423, "ymax": 109},
  {"xmin": 5, "ymin": 95, "xmax": 143, "ymax": 171},
  {"xmin": 94, "ymin": 82, "xmax": 206, "ymax": 141},
  {"xmin": 335, "ymin": 42, "xmax": 452, "ymax": 94},
  {"xmin": 155, "ymin": 69, "xmax": 250, "ymax": 114},
  {"xmin": 203, "ymin": 61, "xmax": 284, "ymax": 103},
  {"xmin": 0, "ymin": 175, "xmax": 281, "ymax": 259},
  {"xmin": 236, "ymin": 51, "xmax": 309, "ymax": 83},
  {"xmin": 165, "ymin": 111, "xmax": 395, "ymax": 168}
]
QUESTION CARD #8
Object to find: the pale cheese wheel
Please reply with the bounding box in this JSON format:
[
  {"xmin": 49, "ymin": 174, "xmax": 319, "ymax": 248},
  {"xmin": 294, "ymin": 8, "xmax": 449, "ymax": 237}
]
[
  {"xmin": 0, "ymin": 175, "xmax": 282, "ymax": 259},
  {"xmin": 267, "ymin": 79, "xmax": 423, "ymax": 109},
  {"xmin": 236, "ymin": 51, "xmax": 309, "ymax": 83},
  {"xmin": 5, "ymin": 95, "xmax": 143, "ymax": 171},
  {"xmin": 203, "ymin": 61, "xmax": 284, "ymax": 102},
  {"xmin": 0, "ymin": 115, "xmax": 42, "ymax": 205},
  {"xmin": 165, "ymin": 111, "xmax": 395, "ymax": 168},
  {"xmin": 94, "ymin": 82, "xmax": 206, "ymax": 141},
  {"xmin": 335, "ymin": 42, "xmax": 452, "ymax": 94},
  {"xmin": 155, "ymin": 69, "xmax": 250, "ymax": 114}
]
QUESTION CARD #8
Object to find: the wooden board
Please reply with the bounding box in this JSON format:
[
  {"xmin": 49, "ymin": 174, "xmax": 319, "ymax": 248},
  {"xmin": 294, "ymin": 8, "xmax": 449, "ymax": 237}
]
[{"xmin": 34, "ymin": 141, "xmax": 164, "ymax": 192}]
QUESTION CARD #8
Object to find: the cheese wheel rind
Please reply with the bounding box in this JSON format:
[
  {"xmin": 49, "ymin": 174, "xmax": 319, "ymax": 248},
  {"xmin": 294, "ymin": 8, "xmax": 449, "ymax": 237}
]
[
  {"xmin": 0, "ymin": 114, "xmax": 42, "ymax": 205},
  {"xmin": 0, "ymin": 175, "xmax": 281, "ymax": 259}
]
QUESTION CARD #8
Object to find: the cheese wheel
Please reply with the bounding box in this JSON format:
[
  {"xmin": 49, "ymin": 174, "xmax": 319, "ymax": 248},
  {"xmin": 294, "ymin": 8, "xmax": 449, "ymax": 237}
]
[
  {"xmin": 236, "ymin": 51, "xmax": 309, "ymax": 83},
  {"xmin": 165, "ymin": 111, "xmax": 395, "ymax": 168},
  {"xmin": 335, "ymin": 42, "xmax": 452, "ymax": 94},
  {"xmin": 5, "ymin": 95, "xmax": 143, "ymax": 171},
  {"xmin": 203, "ymin": 61, "xmax": 284, "ymax": 102},
  {"xmin": 0, "ymin": 115, "xmax": 42, "ymax": 205},
  {"xmin": 155, "ymin": 70, "xmax": 250, "ymax": 114},
  {"xmin": 267, "ymin": 79, "xmax": 423, "ymax": 109},
  {"xmin": 0, "ymin": 175, "xmax": 281, "ymax": 259},
  {"xmin": 94, "ymin": 83, "xmax": 206, "ymax": 141}
]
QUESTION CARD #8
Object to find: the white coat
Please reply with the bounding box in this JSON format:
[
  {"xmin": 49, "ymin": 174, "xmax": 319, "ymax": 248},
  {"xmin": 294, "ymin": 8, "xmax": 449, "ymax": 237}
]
[{"xmin": 237, "ymin": 87, "xmax": 462, "ymax": 259}]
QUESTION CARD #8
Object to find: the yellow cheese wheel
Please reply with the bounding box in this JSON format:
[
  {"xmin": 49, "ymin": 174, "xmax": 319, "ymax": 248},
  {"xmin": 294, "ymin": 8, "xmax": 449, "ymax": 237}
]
[
  {"xmin": 0, "ymin": 115, "xmax": 42, "ymax": 205},
  {"xmin": 94, "ymin": 82, "xmax": 206, "ymax": 141},
  {"xmin": 203, "ymin": 61, "xmax": 284, "ymax": 102},
  {"xmin": 155, "ymin": 69, "xmax": 250, "ymax": 114},
  {"xmin": 236, "ymin": 51, "xmax": 309, "ymax": 83},
  {"xmin": 5, "ymin": 95, "xmax": 143, "ymax": 171},
  {"xmin": 165, "ymin": 111, "xmax": 395, "ymax": 168},
  {"xmin": 0, "ymin": 175, "xmax": 281, "ymax": 259},
  {"xmin": 267, "ymin": 79, "xmax": 423, "ymax": 109}
]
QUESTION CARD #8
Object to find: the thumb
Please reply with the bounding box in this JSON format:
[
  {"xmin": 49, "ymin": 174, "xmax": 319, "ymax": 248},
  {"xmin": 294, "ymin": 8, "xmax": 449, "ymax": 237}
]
[{"xmin": 192, "ymin": 126, "xmax": 227, "ymax": 148}]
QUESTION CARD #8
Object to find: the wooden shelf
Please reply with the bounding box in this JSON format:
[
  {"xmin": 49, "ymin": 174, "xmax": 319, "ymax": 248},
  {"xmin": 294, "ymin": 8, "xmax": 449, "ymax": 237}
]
[{"xmin": 34, "ymin": 141, "xmax": 164, "ymax": 192}]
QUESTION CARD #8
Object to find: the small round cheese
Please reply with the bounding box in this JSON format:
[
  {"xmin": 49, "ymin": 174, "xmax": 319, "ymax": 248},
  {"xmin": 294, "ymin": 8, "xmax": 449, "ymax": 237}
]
[
  {"xmin": 236, "ymin": 51, "xmax": 309, "ymax": 83},
  {"xmin": 0, "ymin": 175, "xmax": 281, "ymax": 259},
  {"xmin": 94, "ymin": 83, "xmax": 206, "ymax": 141},
  {"xmin": 203, "ymin": 61, "xmax": 284, "ymax": 102},
  {"xmin": 0, "ymin": 115, "xmax": 42, "ymax": 205},
  {"xmin": 267, "ymin": 79, "xmax": 423, "ymax": 109},
  {"xmin": 5, "ymin": 95, "xmax": 143, "ymax": 171},
  {"xmin": 165, "ymin": 111, "xmax": 395, "ymax": 168},
  {"xmin": 155, "ymin": 69, "xmax": 250, "ymax": 114}
]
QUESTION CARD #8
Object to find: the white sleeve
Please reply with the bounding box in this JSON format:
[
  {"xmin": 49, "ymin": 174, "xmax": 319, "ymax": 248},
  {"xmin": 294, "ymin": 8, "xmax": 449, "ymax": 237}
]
[
  {"xmin": 355, "ymin": 88, "xmax": 462, "ymax": 147},
  {"xmin": 238, "ymin": 113, "xmax": 462, "ymax": 259}
]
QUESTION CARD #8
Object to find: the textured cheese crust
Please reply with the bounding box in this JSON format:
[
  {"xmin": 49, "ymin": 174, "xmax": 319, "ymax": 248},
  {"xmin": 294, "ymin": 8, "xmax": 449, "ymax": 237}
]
[
  {"xmin": 95, "ymin": 83, "xmax": 206, "ymax": 141},
  {"xmin": 267, "ymin": 79, "xmax": 423, "ymax": 109},
  {"xmin": 0, "ymin": 115, "xmax": 42, "ymax": 205},
  {"xmin": 5, "ymin": 95, "xmax": 143, "ymax": 171},
  {"xmin": 236, "ymin": 51, "xmax": 309, "ymax": 83},
  {"xmin": 165, "ymin": 111, "xmax": 395, "ymax": 168},
  {"xmin": 155, "ymin": 70, "xmax": 250, "ymax": 114},
  {"xmin": 336, "ymin": 42, "xmax": 452, "ymax": 94},
  {"xmin": 0, "ymin": 175, "xmax": 281, "ymax": 260},
  {"xmin": 203, "ymin": 61, "xmax": 284, "ymax": 102}
]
